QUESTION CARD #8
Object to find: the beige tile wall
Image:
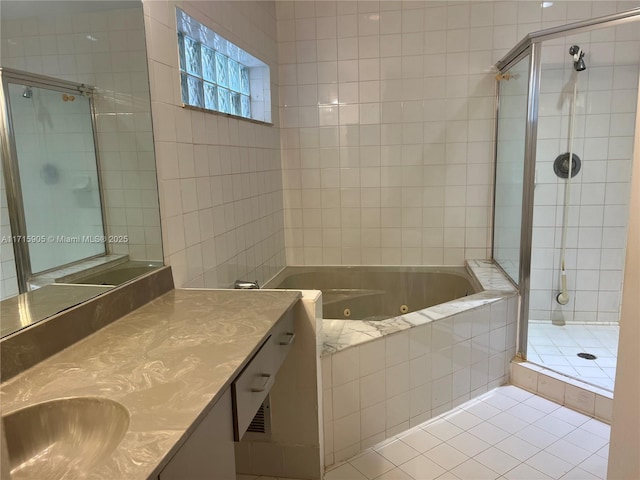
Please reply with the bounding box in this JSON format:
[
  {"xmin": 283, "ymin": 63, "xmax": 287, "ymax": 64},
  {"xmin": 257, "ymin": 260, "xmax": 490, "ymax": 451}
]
[{"xmin": 143, "ymin": 0, "xmax": 286, "ymax": 288}]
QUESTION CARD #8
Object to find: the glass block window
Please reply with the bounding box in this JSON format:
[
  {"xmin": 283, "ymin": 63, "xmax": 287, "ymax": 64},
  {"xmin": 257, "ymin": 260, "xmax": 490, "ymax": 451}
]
[
  {"xmin": 176, "ymin": 8, "xmax": 271, "ymax": 123},
  {"xmin": 178, "ymin": 32, "xmax": 251, "ymax": 119}
]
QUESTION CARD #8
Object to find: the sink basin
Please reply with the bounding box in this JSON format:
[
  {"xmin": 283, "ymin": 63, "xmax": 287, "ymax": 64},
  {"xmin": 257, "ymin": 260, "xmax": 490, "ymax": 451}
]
[{"xmin": 3, "ymin": 397, "xmax": 130, "ymax": 479}]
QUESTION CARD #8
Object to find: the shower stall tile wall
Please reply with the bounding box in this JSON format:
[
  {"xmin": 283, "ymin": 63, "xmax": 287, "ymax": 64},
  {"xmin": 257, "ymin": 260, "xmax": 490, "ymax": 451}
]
[
  {"xmin": 143, "ymin": 1, "xmax": 286, "ymax": 288},
  {"xmin": 276, "ymin": 0, "xmax": 640, "ymax": 267},
  {"xmin": 0, "ymin": 5, "xmax": 162, "ymax": 262},
  {"xmin": 321, "ymin": 295, "xmax": 518, "ymax": 466},
  {"xmin": 529, "ymin": 24, "xmax": 640, "ymax": 325}
]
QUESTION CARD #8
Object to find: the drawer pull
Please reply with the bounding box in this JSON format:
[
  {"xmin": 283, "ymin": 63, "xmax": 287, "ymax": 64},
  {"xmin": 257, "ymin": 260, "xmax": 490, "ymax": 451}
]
[
  {"xmin": 251, "ymin": 374, "xmax": 272, "ymax": 392},
  {"xmin": 279, "ymin": 332, "xmax": 296, "ymax": 346}
]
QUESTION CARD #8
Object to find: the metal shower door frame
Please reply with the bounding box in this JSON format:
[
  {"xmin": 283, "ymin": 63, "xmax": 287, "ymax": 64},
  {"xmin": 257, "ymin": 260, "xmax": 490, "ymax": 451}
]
[
  {"xmin": 492, "ymin": 7, "xmax": 640, "ymax": 359},
  {"xmin": 0, "ymin": 68, "xmax": 107, "ymax": 293}
]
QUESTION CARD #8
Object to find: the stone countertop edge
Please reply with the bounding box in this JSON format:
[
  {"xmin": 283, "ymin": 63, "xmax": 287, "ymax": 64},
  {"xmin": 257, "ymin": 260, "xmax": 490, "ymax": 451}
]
[{"xmin": 0, "ymin": 288, "xmax": 301, "ymax": 480}]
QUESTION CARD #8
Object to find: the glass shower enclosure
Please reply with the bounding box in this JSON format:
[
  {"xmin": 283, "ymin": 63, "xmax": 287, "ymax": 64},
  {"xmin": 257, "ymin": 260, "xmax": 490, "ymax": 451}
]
[
  {"xmin": 0, "ymin": 68, "xmax": 106, "ymax": 291},
  {"xmin": 493, "ymin": 8, "xmax": 640, "ymax": 391}
]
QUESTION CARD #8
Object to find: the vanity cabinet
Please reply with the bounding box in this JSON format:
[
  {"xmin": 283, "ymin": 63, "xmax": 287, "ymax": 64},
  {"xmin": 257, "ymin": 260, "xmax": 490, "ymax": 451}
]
[
  {"xmin": 158, "ymin": 308, "xmax": 296, "ymax": 479},
  {"xmin": 232, "ymin": 309, "xmax": 295, "ymax": 440},
  {"xmin": 158, "ymin": 388, "xmax": 235, "ymax": 480}
]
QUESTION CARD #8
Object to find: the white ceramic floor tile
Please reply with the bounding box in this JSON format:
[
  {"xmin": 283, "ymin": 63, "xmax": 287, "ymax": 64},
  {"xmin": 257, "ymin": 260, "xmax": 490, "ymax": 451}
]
[
  {"xmin": 514, "ymin": 424, "xmax": 560, "ymax": 449},
  {"xmin": 374, "ymin": 467, "xmax": 414, "ymax": 480},
  {"xmin": 533, "ymin": 414, "xmax": 577, "ymax": 437},
  {"xmin": 423, "ymin": 420, "xmax": 464, "ymax": 441},
  {"xmin": 462, "ymin": 401, "xmax": 502, "ymax": 420},
  {"xmin": 487, "ymin": 411, "xmax": 529, "ymax": 434},
  {"xmin": 398, "ymin": 455, "xmax": 446, "ymax": 480},
  {"xmin": 498, "ymin": 385, "xmax": 535, "ymax": 402},
  {"xmin": 434, "ymin": 473, "xmax": 461, "ymax": 480},
  {"xmin": 507, "ymin": 403, "xmax": 548, "ymax": 423},
  {"xmin": 544, "ymin": 438, "xmax": 593, "ymax": 466},
  {"xmin": 560, "ymin": 466, "xmax": 601, "ymax": 479},
  {"xmin": 549, "ymin": 406, "xmax": 591, "ymax": 427},
  {"xmin": 375, "ymin": 440, "xmax": 420, "ymax": 467},
  {"xmin": 447, "ymin": 431, "xmax": 492, "ymax": 457},
  {"xmin": 325, "ymin": 463, "xmax": 368, "ymax": 480},
  {"xmin": 525, "ymin": 450, "xmax": 574, "ymax": 478},
  {"xmin": 333, "ymin": 386, "xmax": 611, "ymax": 480},
  {"xmin": 468, "ymin": 422, "xmax": 511, "ymax": 445},
  {"xmin": 594, "ymin": 445, "xmax": 609, "ymax": 459},
  {"xmin": 563, "ymin": 428, "xmax": 609, "ymax": 453},
  {"xmin": 580, "ymin": 418, "xmax": 611, "ymax": 439},
  {"xmin": 481, "ymin": 393, "xmax": 520, "ymax": 411},
  {"xmin": 422, "ymin": 443, "xmax": 469, "ymax": 471},
  {"xmin": 450, "ymin": 458, "xmax": 500, "ymax": 480},
  {"xmin": 502, "ymin": 463, "xmax": 552, "ymax": 480},
  {"xmin": 398, "ymin": 429, "xmax": 442, "ymax": 453},
  {"xmin": 495, "ymin": 435, "xmax": 541, "ymax": 462},
  {"xmin": 350, "ymin": 451, "xmax": 396, "ymax": 479},
  {"xmin": 443, "ymin": 409, "xmax": 484, "ymax": 430},
  {"xmin": 522, "ymin": 394, "xmax": 562, "ymax": 414},
  {"xmin": 577, "ymin": 453, "xmax": 609, "ymax": 478},
  {"xmin": 527, "ymin": 324, "xmax": 619, "ymax": 392},
  {"xmin": 473, "ymin": 447, "xmax": 521, "ymax": 475}
]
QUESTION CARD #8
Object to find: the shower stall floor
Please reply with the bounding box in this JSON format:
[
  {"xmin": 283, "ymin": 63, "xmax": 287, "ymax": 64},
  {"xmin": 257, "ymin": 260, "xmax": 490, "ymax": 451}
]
[{"xmin": 527, "ymin": 323, "xmax": 618, "ymax": 392}]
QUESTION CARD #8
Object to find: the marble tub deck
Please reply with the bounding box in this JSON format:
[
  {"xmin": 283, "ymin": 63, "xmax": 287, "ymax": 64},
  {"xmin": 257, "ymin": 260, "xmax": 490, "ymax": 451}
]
[{"xmin": 322, "ymin": 260, "xmax": 517, "ymax": 354}]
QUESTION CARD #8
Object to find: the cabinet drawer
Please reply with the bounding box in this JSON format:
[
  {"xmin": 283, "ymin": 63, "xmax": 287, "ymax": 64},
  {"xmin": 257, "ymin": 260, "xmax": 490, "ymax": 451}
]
[
  {"xmin": 271, "ymin": 308, "xmax": 295, "ymax": 371},
  {"xmin": 232, "ymin": 338, "xmax": 276, "ymax": 440}
]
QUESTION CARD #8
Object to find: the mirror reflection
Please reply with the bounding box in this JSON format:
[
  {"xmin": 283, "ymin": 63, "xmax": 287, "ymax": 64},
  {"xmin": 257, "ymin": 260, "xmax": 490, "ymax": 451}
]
[{"xmin": 0, "ymin": 0, "xmax": 163, "ymax": 337}]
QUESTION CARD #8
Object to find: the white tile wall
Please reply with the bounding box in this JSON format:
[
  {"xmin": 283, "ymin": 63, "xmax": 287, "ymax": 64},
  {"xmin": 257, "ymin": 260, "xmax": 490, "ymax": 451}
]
[
  {"xmin": 322, "ymin": 295, "xmax": 518, "ymax": 467},
  {"xmin": 277, "ymin": 0, "xmax": 639, "ymax": 268},
  {"xmin": 143, "ymin": 0, "xmax": 286, "ymax": 288},
  {"xmin": 1, "ymin": 6, "xmax": 162, "ymax": 263},
  {"xmin": 529, "ymin": 22, "xmax": 640, "ymax": 325},
  {"xmin": 0, "ymin": 168, "xmax": 18, "ymax": 301}
]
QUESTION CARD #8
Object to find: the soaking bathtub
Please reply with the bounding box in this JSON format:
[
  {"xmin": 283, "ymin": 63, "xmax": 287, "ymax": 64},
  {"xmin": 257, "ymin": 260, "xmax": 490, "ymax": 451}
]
[
  {"xmin": 264, "ymin": 261, "xmax": 519, "ymax": 466},
  {"xmin": 264, "ymin": 266, "xmax": 482, "ymax": 321}
]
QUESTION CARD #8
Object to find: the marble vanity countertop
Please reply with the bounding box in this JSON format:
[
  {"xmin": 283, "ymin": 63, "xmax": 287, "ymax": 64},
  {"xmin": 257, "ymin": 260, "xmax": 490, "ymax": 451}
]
[{"xmin": 0, "ymin": 288, "xmax": 301, "ymax": 480}]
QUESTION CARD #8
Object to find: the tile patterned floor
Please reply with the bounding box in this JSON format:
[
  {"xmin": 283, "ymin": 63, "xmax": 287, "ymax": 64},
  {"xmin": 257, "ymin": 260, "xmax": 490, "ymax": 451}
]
[
  {"xmin": 237, "ymin": 386, "xmax": 610, "ymax": 480},
  {"xmin": 527, "ymin": 323, "xmax": 619, "ymax": 391},
  {"xmin": 321, "ymin": 386, "xmax": 610, "ymax": 480}
]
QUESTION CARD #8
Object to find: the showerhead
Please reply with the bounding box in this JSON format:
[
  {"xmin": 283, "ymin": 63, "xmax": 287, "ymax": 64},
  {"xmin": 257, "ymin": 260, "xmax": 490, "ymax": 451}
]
[
  {"xmin": 569, "ymin": 45, "xmax": 586, "ymax": 72},
  {"xmin": 22, "ymin": 86, "xmax": 32, "ymax": 98}
]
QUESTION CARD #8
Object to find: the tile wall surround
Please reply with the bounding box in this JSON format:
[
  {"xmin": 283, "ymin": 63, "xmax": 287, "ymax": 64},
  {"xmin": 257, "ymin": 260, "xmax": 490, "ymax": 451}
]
[
  {"xmin": 1, "ymin": 6, "xmax": 163, "ymax": 263},
  {"xmin": 276, "ymin": 0, "xmax": 640, "ymax": 268},
  {"xmin": 143, "ymin": 0, "xmax": 286, "ymax": 288},
  {"xmin": 529, "ymin": 21, "xmax": 640, "ymax": 325},
  {"xmin": 320, "ymin": 260, "xmax": 519, "ymax": 466}
]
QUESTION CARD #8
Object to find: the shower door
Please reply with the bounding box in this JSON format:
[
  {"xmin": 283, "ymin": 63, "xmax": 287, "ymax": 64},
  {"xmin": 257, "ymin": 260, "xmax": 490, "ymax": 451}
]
[
  {"xmin": 1, "ymin": 69, "xmax": 106, "ymax": 289},
  {"xmin": 493, "ymin": 55, "xmax": 531, "ymax": 284}
]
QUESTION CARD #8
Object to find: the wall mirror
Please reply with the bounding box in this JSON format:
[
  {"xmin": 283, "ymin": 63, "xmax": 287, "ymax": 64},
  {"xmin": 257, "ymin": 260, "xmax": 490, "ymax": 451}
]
[{"xmin": 0, "ymin": 0, "xmax": 163, "ymax": 337}]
